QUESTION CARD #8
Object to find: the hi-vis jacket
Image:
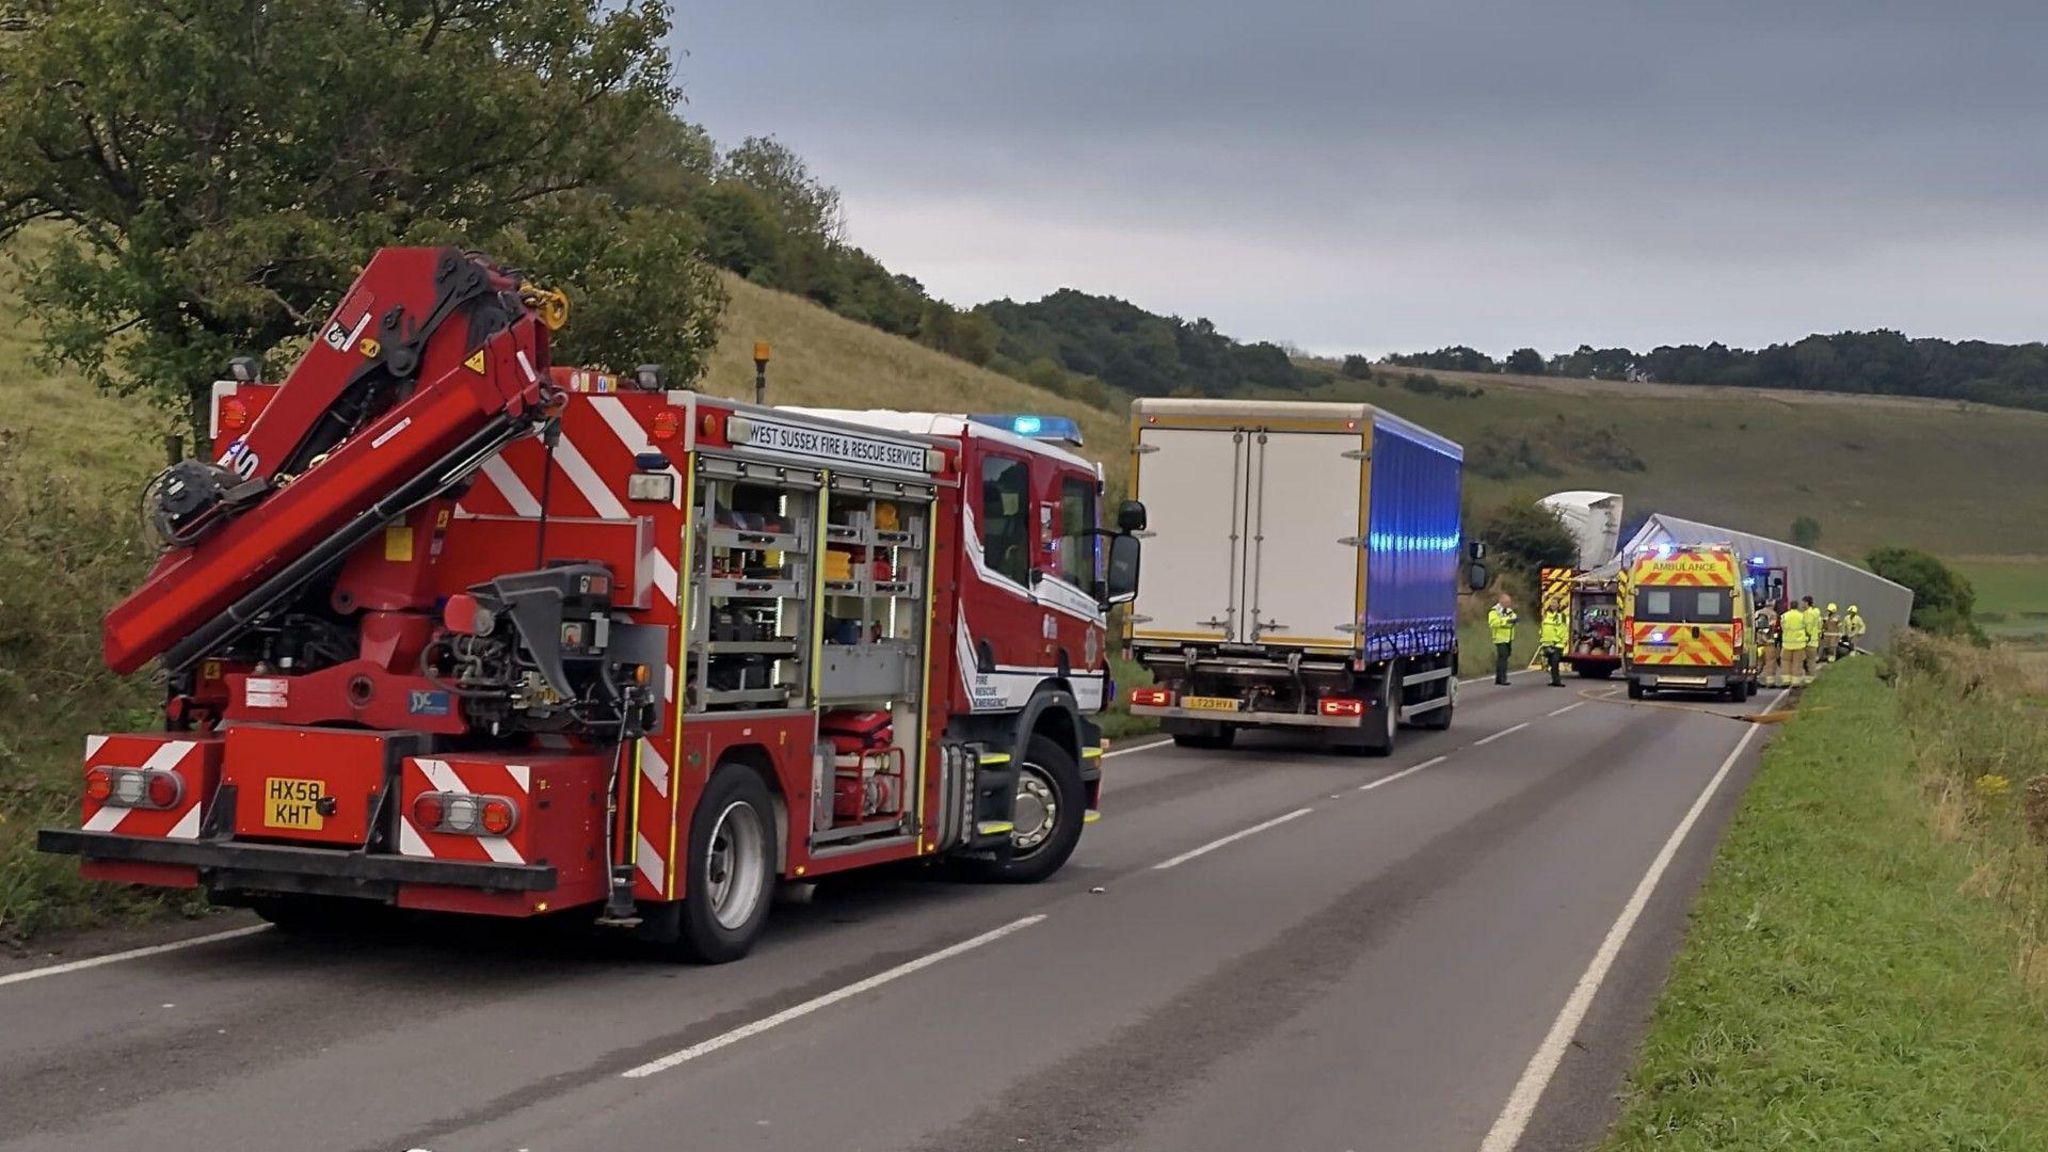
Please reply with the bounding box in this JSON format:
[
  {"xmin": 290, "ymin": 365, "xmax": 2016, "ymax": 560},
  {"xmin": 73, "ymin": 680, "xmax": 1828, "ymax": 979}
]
[{"xmin": 1488, "ymin": 605, "xmax": 1518, "ymax": 644}]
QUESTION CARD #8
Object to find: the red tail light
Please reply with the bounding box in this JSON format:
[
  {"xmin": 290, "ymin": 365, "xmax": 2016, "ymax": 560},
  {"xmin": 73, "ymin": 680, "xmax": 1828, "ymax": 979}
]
[
  {"xmin": 412, "ymin": 792, "xmax": 446, "ymax": 830},
  {"xmin": 145, "ymin": 771, "xmax": 182, "ymax": 809},
  {"xmin": 1733, "ymin": 619, "xmax": 1744, "ymax": 647},
  {"xmin": 219, "ymin": 396, "xmax": 250, "ymax": 431},
  {"xmin": 84, "ymin": 767, "xmax": 113, "ymax": 803},
  {"xmin": 651, "ymin": 410, "xmax": 681, "ymax": 442},
  {"xmin": 1319, "ymin": 697, "xmax": 1366, "ymax": 717},
  {"xmin": 414, "ymin": 791, "xmax": 518, "ymax": 837},
  {"xmin": 1129, "ymin": 687, "xmax": 1172, "ymax": 707}
]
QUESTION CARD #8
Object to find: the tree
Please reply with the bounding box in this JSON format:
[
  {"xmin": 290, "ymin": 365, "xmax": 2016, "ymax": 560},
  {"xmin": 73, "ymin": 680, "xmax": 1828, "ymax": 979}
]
[
  {"xmin": 1789, "ymin": 516, "xmax": 1823, "ymax": 549},
  {"xmin": 0, "ymin": 1, "xmax": 723, "ymax": 440},
  {"xmin": 715, "ymin": 136, "xmax": 843, "ymax": 247},
  {"xmin": 1477, "ymin": 503, "xmax": 1580, "ymax": 577},
  {"xmin": 1340, "ymin": 354, "xmax": 1374, "ymax": 380},
  {"xmin": 1866, "ymin": 546, "xmax": 1980, "ymax": 640},
  {"xmin": 1505, "ymin": 347, "xmax": 1545, "ymax": 375}
]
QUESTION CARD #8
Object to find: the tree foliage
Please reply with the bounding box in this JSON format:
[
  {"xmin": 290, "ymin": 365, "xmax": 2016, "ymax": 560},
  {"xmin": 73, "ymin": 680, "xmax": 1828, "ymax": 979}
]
[
  {"xmin": 1866, "ymin": 546, "xmax": 1980, "ymax": 640},
  {"xmin": 1388, "ymin": 345, "xmax": 1496, "ymax": 373},
  {"xmin": 1504, "ymin": 347, "xmax": 1545, "ymax": 375},
  {"xmin": 1476, "ymin": 503, "xmax": 1580, "ymax": 577},
  {"xmin": 975, "ymin": 289, "xmax": 1313, "ymax": 399},
  {"xmin": 0, "ymin": 0, "xmax": 724, "ymax": 437},
  {"xmin": 1790, "ymin": 515, "xmax": 1823, "ymax": 549}
]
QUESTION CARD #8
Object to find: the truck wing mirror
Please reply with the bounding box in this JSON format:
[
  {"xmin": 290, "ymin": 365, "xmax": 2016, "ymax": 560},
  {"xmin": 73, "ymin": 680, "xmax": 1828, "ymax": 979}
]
[
  {"xmin": 1103, "ymin": 533, "xmax": 1141, "ymax": 606},
  {"xmin": 1466, "ymin": 540, "xmax": 1487, "ymax": 562},
  {"xmin": 1465, "ymin": 562, "xmax": 1491, "ymax": 592},
  {"xmin": 1117, "ymin": 499, "xmax": 1147, "ymax": 534}
]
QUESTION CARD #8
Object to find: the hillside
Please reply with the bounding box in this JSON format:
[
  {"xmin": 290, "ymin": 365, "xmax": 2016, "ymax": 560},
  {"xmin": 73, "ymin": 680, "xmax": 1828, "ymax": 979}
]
[{"xmin": 1299, "ymin": 366, "xmax": 2048, "ymax": 560}]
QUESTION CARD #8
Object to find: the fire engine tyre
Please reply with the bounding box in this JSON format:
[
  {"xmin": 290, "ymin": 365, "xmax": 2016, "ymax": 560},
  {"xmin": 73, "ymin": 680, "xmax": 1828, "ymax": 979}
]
[
  {"xmin": 964, "ymin": 735, "xmax": 1085, "ymax": 884},
  {"xmin": 1627, "ymin": 679, "xmax": 1645, "ymax": 700},
  {"xmin": 675, "ymin": 766, "xmax": 777, "ymax": 964}
]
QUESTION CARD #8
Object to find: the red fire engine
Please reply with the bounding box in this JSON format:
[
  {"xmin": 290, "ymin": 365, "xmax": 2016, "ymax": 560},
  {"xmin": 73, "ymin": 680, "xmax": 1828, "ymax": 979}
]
[{"xmin": 39, "ymin": 248, "xmax": 1143, "ymax": 962}]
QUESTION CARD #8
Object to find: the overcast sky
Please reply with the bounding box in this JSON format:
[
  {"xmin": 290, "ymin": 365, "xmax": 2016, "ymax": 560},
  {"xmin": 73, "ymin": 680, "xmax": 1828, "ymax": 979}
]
[{"xmin": 672, "ymin": 2, "xmax": 2047, "ymax": 357}]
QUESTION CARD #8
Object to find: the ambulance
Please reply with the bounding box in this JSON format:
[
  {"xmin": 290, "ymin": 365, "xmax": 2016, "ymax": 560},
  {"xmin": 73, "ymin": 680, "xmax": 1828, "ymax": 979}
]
[{"xmin": 1620, "ymin": 543, "xmax": 1758, "ymax": 701}]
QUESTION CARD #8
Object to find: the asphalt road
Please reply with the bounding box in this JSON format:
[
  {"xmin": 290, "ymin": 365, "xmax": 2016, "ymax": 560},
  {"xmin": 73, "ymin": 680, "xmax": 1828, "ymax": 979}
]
[{"xmin": 0, "ymin": 675, "xmax": 1783, "ymax": 1152}]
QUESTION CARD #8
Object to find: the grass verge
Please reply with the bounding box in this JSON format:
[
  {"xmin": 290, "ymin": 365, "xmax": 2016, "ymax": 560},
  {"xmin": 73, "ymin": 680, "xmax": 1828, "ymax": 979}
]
[{"xmin": 1596, "ymin": 655, "xmax": 2048, "ymax": 1150}]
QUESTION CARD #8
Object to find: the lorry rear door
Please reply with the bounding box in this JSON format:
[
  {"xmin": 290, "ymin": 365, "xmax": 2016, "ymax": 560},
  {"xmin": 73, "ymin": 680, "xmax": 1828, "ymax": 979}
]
[
  {"xmin": 1243, "ymin": 429, "xmax": 1363, "ymax": 648},
  {"xmin": 1131, "ymin": 426, "xmax": 1252, "ymax": 642}
]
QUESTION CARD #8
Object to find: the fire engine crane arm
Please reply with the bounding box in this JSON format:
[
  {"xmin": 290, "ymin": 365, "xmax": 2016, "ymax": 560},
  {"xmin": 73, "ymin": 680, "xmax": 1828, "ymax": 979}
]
[{"xmin": 102, "ymin": 248, "xmax": 558, "ymax": 676}]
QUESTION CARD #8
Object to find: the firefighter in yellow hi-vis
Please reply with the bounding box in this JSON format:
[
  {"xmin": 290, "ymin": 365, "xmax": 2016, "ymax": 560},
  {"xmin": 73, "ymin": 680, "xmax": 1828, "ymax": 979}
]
[
  {"xmin": 1539, "ymin": 608, "xmax": 1569, "ymax": 687},
  {"xmin": 1753, "ymin": 602, "xmax": 1780, "ymax": 687},
  {"xmin": 1780, "ymin": 598, "xmax": 1813, "ymax": 684}
]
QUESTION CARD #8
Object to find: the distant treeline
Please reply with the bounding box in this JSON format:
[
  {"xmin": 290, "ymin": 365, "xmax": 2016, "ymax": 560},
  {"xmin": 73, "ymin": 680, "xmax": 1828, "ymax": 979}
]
[{"xmin": 1387, "ymin": 334, "xmax": 2048, "ymax": 411}]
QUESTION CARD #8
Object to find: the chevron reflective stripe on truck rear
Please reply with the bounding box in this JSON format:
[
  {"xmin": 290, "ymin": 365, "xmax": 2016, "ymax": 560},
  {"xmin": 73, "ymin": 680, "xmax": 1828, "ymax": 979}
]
[{"xmin": 1628, "ymin": 622, "xmax": 1737, "ymax": 666}]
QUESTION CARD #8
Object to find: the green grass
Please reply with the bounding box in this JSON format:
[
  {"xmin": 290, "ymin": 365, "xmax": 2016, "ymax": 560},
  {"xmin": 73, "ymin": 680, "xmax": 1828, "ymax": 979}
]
[
  {"xmin": 1596, "ymin": 659, "xmax": 2048, "ymax": 1150},
  {"xmin": 1952, "ymin": 558, "xmax": 2048, "ymax": 643},
  {"xmin": 1300, "ymin": 368, "xmax": 2048, "ymax": 561}
]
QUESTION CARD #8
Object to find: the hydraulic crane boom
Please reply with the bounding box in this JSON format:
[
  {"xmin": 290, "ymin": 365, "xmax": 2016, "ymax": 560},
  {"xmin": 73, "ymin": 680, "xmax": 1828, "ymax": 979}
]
[{"xmin": 102, "ymin": 248, "xmax": 558, "ymax": 675}]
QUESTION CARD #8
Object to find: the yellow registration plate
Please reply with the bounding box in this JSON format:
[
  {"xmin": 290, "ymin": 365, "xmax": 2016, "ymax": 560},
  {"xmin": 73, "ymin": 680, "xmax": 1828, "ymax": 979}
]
[
  {"xmin": 264, "ymin": 778, "xmax": 327, "ymax": 831},
  {"xmin": 1181, "ymin": 695, "xmax": 1242, "ymax": 713}
]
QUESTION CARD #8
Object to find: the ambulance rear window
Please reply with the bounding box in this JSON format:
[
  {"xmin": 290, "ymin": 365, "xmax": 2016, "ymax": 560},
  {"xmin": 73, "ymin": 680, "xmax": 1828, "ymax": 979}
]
[{"xmin": 1635, "ymin": 588, "xmax": 1734, "ymax": 623}]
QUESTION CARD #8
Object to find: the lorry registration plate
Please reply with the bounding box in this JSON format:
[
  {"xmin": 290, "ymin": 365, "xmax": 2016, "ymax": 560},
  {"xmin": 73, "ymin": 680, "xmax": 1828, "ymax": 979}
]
[
  {"xmin": 264, "ymin": 778, "xmax": 327, "ymax": 831},
  {"xmin": 1181, "ymin": 696, "xmax": 1242, "ymax": 712}
]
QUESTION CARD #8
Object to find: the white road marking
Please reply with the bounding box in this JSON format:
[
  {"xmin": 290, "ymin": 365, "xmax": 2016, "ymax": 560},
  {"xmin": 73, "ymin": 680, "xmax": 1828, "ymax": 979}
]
[
  {"xmin": 1546, "ymin": 701, "xmax": 1585, "ymax": 718},
  {"xmin": 1104, "ymin": 738, "xmax": 1172, "ymax": 759},
  {"xmin": 1472, "ymin": 721, "xmax": 1530, "ymax": 747},
  {"xmin": 1357, "ymin": 755, "xmax": 1447, "ymax": 792},
  {"xmin": 1477, "ymin": 688, "xmax": 1790, "ymax": 1152},
  {"xmin": 1152, "ymin": 807, "xmax": 1314, "ymax": 871},
  {"xmin": 0, "ymin": 926, "xmax": 271, "ymax": 989},
  {"xmin": 620, "ymin": 915, "xmax": 1046, "ymax": 1078}
]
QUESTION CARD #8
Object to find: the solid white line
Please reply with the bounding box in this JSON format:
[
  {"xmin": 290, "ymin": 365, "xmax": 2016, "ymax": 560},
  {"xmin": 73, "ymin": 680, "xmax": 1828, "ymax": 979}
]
[
  {"xmin": 1477, "ymin": 689, "xmax": 1789, "ymax": 1152},
  {"xmin": 1104, "ymin": 738, "xmax": 1173, "ymax": 759},
  {"xmin": 1472, "ymin": 721, "xmax": 1530, "ymax": 747},
  {"xmin": 1357, "ymin": 754, "xmax": 1447, "ymax": 792},
  {"xmin": 621, "ymin": 915, "xmax": 1046, "ymax": 1078},
  {"xmin": 0, "ymin": 925, "xmax": 271, "ymax": 989},
  {"xmin": 1546, "ymin": 701, "xmax": 1585, "ymax": 718},
  {"xmin": 1152, "ymin": 807, "xmax": 1314, "ymax": 871}
]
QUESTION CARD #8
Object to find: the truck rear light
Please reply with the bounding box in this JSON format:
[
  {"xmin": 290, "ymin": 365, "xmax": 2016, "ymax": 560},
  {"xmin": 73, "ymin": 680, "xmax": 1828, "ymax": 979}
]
[
  {"xmin": 1319, "ymin": 697, "xmax": 1366, "ymax": 717},
  {"xmin": 1130, "ymin": 687, "xmax": 1172, "ymax": 707},
  {"xmin": 92, "ymin": 767, "xmax": 183, "ymax": 810},
  {"xmin": 414, "ymin": 791, "xmax": 519, "ymax": 837},
  {"xmin": 219, "ymin": 396, "xmax": 249, "ymax": 431},
  {"xmin": 480, "ymin": 798, "xmax": 517, "ymax": 836},
  {"xmin": 651, "ymin": 410, "xmax": 681, "ymax": 442}
]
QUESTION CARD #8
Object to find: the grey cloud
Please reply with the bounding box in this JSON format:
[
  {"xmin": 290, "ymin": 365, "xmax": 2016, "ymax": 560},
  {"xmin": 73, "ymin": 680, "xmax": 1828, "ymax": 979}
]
[{"xmin": 674, "ymin": 1, "xmax": 2048, "ymax": 354}]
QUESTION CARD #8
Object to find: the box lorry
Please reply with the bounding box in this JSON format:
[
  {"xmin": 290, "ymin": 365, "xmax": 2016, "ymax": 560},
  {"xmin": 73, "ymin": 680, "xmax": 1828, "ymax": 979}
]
[{"xmin": 1123, "ymin": 399, "xmax": 1468, "ymax": 755}]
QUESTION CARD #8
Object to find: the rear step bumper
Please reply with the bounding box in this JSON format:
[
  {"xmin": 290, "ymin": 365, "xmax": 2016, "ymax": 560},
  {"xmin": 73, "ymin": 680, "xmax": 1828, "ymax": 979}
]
[
  {"xmin": 38, "ymin": 829, "xmax": 555, "ymax": 895},
  {"xmin": 1129, "ymin": 704, "xmax": 1360, "ymax": 728}
]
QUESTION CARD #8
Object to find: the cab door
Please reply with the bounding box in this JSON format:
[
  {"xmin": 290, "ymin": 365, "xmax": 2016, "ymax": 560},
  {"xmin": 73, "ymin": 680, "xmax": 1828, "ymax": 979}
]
[{"xmin": 1032, "ymin": 457, "xmax": 1109, "ymax": 710}]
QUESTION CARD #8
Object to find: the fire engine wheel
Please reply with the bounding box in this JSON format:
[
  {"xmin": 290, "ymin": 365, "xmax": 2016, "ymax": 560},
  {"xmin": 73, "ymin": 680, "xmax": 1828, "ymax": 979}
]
[
  {"xmin": 965, "ymin": 735, "xmax": 1084, "ymax": 884},
  {"xmin": 675, "ymin": 766, "xmax": 776, "ymax": 964}
]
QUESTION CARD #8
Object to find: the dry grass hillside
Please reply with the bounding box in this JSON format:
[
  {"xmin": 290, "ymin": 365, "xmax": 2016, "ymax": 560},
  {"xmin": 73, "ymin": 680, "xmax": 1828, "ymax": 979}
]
[{"xmin": 703, "ymin": 274, "xmax": 1128, "ymax": 491}]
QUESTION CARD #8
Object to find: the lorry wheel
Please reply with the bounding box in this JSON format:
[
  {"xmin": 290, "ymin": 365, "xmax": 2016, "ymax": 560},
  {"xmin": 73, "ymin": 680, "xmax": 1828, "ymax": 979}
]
[
  {"xmin": 1170, "ymin": 723, "xmax": 1236, "ymax": 750},
  {"xmin": 1626, "ymin": 679, "xmax": 1644, "ymax": 700},
  {"xmin": 1413, "ymin": 669, "xmax": 1454, "ymax": 731},
  {"xmin": 674, "ymin": 764, "xmax": 777, "ymax": 964},
  {"xmin": 1334, "ymin": 662, "xmax": 1400, "ymax": 757},
  {"xmin": 964, "ymin": 735, "xmax": 1085, "ymax": 884}
]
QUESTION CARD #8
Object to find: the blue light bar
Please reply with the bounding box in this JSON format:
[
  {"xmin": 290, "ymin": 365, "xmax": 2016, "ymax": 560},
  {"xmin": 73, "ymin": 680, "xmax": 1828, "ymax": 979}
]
[{"xmin": 968, "ymin": 413, "xmax": 1084, "ymax": 447}]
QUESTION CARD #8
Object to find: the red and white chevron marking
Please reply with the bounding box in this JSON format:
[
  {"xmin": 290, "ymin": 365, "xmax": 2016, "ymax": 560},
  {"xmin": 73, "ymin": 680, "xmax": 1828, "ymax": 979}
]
[
  {"xmin": 396, "ymin": 756, "xmax": 533, "ymax": 865},
  {"xmin": 81, "ymin": 734, "xmax": 216, "ymax": 840}
]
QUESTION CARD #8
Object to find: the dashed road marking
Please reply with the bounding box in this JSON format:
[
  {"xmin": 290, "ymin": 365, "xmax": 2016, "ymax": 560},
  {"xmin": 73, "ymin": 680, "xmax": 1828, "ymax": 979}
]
[{"xmin": 1152, "ymin": 808, "xmax": 1315, "ymax": 871}]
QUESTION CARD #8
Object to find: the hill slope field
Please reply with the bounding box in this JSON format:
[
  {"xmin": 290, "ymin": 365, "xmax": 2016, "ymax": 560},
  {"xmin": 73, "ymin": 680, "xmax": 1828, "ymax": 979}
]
[{"xmin": 1303, "ymin": 366, "xmax": 2048, "ymax": 560}]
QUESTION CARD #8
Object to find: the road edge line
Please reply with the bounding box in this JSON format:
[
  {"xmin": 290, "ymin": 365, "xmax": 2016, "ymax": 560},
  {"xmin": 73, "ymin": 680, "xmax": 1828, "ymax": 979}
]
[
  {"xmin": 620, "ymin": 915, "xmax": 1047, "ymax": 1079},
  {"xmin": 0, "ymin": 924, "xmax": 272, "ymax": 989},
  {"xmin": 1476, "ymin": 688, "xmax": 1789, "ymax": 1152}
]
